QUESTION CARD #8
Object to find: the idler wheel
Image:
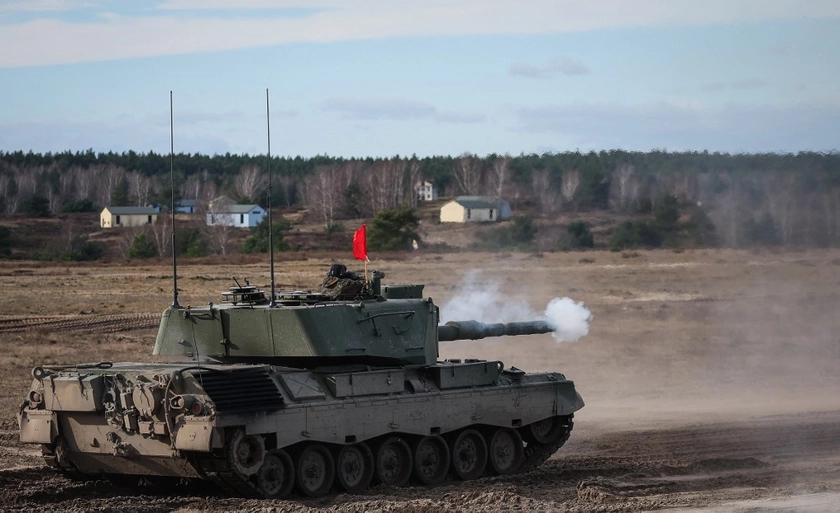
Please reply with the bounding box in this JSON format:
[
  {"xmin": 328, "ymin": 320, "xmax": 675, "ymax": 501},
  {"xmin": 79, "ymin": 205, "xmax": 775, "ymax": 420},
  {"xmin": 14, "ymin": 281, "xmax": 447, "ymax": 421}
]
[
  {"xmin": 487, "ymin": 428, "xmax": 524, "ymax": 475},
  {"xmin": 413, "ymin": 435, "xmax": 450, "ymax": 485},
  {"xmin": 256, "ymin": 450, "xmax": 295, "ymax": 499},
  {"xmin": 375, "ymin": 436, "xmax": 412, "ymax": 487},
  {"xmin": 522, "ymin": 416, "xmax": 565, "ymax": 445},
  {"xmin": 335, "ymin": 442, "xmax": 374, "ymax": 493},
  {"xmin": 450, "ymin": 429, "xmax": 487, "ymax": 480},
  {"xmin": 295, "ymin": 444, "xmax": 335, "ymax": 497},
  {"xmin": 227, "ymin": 428, "xmax": 265, "ymax": 477}
]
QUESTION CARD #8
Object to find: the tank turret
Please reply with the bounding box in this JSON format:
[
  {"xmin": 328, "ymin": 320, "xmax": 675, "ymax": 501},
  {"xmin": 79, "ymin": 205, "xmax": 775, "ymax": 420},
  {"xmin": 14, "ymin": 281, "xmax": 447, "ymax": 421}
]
[{"xmin": 153, "ymin": 267, "xmax": 558, "ymax": 368}]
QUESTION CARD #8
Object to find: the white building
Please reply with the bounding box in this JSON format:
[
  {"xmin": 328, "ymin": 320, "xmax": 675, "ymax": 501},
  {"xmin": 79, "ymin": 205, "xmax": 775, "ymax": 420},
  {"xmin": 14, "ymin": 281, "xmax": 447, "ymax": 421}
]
[
  {"xmin": 439, "ymin": 196, "xmax": 511, "ymax": 223},
  {"xmin": 415, "ymin": 181, "xmax": 438, "ymax": 201},
  {"xmin": 206, "ymin": 204, "xmax": 266, "ymax": 228}
]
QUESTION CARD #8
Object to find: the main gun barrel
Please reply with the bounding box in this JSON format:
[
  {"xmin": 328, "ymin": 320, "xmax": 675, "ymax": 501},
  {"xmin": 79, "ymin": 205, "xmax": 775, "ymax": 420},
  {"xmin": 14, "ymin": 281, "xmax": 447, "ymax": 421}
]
[{"xmin": 438, "ymin": 319, "xmax": 554, "ymax": 341}]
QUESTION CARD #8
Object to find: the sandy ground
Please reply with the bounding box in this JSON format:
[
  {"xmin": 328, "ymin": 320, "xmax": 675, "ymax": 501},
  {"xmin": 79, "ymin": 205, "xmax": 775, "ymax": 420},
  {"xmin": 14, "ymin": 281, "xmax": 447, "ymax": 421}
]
[{"xmin": 1, "ymin": 248, "xmax": 839, "ymax": 511}]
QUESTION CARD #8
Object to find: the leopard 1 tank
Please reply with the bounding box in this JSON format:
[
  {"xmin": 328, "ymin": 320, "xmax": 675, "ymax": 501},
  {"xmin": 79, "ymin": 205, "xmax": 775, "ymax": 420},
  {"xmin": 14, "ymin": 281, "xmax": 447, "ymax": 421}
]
[{"xmin": 18, "ymin": 264, "xmax": 584, "ymax": 498}]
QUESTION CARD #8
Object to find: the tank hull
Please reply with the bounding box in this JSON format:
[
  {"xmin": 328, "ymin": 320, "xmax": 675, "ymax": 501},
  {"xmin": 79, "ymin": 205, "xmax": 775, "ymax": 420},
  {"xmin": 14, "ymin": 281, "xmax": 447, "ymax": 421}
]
[{"xmin": 20, "ymin": 360, "xmax": 582, "ymax": 496}]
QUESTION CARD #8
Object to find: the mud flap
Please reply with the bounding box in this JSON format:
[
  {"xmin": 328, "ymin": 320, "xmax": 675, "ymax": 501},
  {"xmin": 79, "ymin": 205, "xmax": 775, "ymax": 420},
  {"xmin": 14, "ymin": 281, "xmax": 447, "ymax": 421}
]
[
  {"xmin": 174, "ymin": 420, "xmax": 217, "ymax": 452},
  {"xmin": 19, "ymin": 410, "xmax": 57, "ymax": 444}
]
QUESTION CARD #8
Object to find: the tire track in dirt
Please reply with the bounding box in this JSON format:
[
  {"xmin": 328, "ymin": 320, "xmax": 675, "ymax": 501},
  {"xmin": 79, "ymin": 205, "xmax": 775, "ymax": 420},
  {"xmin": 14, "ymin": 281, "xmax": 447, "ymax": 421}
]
[{"xmin": 0, "ymin": 313, "xmax": 160, "ymax": 334}]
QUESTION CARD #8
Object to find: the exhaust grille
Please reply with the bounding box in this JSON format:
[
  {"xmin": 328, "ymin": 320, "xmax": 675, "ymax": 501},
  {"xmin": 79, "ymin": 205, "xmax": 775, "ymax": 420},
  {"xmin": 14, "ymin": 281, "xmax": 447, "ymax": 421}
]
[{"xmin": 193, "ymin": 367, "xmax": 284, "ymax": 414}]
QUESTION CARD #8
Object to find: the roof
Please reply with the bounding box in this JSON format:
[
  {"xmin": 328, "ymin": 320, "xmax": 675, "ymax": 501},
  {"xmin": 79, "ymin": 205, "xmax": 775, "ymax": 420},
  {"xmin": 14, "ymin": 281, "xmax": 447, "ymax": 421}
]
[
  {"xmin": 177, "ymin": 199, "xmax": 197, "ymax": 207},
  {"xmin": 103, "ymin": 206, "xmax": 159, "ymax": 215},
  {"xmin": 212, "ymin": 204, "xmax": 264, "ymax": 214},
  {"xmin": 451, "ymin": 196, "xmax": 508, "ymax": 209}
]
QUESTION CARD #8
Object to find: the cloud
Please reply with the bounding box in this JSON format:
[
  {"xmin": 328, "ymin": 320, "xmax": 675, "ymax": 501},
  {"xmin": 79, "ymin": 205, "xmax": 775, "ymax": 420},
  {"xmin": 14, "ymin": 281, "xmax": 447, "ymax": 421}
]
[
  {"xmin": 3, "ymin": 0, "xmax": 840, "ymax": 67},
  {"xmin": 702, "ymin": 79, "xmax": 768, "ymax": 92},
  {"xmin": 322, "ymin": 97, "xmax": 436, "ymax": 120},
  {"xmin": 435, "ymin": 111, "xmax": 487, "ymax": 124},
  {"xmin": 513, "ymin": 101, "xmax": 840, "ymax": 153},
  {"xmin": 509, "ymin": 57, "xmax": 589, "ymax": 79},
  {"xmin": 0, "ymin": 0, "xmax": 89, "ymax": 13}
]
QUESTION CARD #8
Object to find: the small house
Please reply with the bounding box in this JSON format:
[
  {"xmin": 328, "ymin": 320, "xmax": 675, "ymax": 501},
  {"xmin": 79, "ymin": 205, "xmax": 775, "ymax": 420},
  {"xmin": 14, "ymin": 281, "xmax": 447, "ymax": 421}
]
[
  {"xmin": 175, "ymin": 199, "xmax": 198, "ymax": 214},
  {"xmin": 439, "ymin": 196, "xmax": 511, "ymax": 223},
  {"xmin": 415, "ymin": 181, "xmax": 438, "ymax": 201},
  {"xmin": 100, "ymin": 206, "xmax": 160, "ymax": 228},
  {"xmin": 206, "ymin": 204, "xmax": 266, "ymax": 228}
]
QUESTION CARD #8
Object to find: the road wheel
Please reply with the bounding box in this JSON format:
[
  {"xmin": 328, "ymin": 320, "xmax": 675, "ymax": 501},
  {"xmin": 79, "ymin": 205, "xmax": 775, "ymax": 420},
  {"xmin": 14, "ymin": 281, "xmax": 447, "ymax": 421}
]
[
  {"xmin": 450, "ymin": 429, "xmax": 487, "ymax": 480},
  {"xmin": 256, "ymin": 450, "xmax": 294, "ymax": 499},
  {"xmin": 227, "ymin": 428, "xmax": 265, "ymax": 477},
  {"xmin": 522, "ymin": 416, "xmax": 564, "ymax": 445},
  {"xmin": 413, "ymin": 435, "xmax": 450, "ymax": 485},
  {"xmin": 375, "ymin": 436, "xmax": 412, "ymax": 487},
  {"xmin": 487, "ymin": 428, "xmax": 524, "ymax": 475},
  {"xmin": 335, "ymin": 442, "xmax": 374, "ymax": 493},
  {"xmin": 295, "ymin": 444, "xmax": 335, "ymax": 497}
]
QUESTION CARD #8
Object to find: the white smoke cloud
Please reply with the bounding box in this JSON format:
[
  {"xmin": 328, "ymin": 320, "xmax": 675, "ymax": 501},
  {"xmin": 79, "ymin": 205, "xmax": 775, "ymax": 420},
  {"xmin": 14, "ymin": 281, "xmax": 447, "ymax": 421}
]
[{"xmin": 440, "ymin": 270, "xmax": 592, "ymax": 343}]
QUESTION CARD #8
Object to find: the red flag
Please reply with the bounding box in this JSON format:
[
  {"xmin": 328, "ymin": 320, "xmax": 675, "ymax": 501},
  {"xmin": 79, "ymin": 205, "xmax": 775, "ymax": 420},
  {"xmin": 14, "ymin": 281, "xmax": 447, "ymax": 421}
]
[{"xmin": 353, "ymin": 224, "xmax": 367, "ymax": 261}]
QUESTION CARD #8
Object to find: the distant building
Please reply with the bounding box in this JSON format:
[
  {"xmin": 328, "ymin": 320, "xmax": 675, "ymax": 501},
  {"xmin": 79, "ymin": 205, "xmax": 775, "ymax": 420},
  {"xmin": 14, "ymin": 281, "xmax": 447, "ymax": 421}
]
[
  {"xmin": 100, "ymin": 206, "xmax": 160, "ymax": 228},
  {"xmin": 415, "ymin": 181, "xmax": 438, "ymax": 201},
  {"xmin": 175, "ymin": 199, "xmax": 198, "ymax": 214},
  {"xmin": 439, "ymin": 196, "xmax": 511, "ymax": 223},
  {"xmin": 206, "ymin": 203, "xmax": 266, "ymax": 228}
]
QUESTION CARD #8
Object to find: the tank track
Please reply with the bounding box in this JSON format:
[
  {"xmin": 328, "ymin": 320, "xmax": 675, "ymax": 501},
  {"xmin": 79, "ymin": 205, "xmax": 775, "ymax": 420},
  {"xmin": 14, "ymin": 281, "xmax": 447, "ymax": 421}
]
[
  {"xmin": 40, "ymin": 417, "xmax": 573, "ymax": 499},
  {"xmin": 198, "ymin": 415, "xmax": 574, "ymax": 498}
]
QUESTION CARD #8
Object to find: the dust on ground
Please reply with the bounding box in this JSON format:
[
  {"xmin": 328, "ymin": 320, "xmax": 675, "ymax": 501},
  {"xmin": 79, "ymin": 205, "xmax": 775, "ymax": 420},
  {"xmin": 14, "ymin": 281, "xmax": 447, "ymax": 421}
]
[{"xmin": 1, "ymin": 248, "xmax": 839, "ymax": 511}]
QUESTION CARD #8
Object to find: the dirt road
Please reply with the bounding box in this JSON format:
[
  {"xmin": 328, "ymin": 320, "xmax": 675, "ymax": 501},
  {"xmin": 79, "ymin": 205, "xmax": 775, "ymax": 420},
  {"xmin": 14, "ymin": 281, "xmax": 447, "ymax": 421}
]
[{"xmin": 1, "ymin": 249, "xmax": 839, "ymax": 511}]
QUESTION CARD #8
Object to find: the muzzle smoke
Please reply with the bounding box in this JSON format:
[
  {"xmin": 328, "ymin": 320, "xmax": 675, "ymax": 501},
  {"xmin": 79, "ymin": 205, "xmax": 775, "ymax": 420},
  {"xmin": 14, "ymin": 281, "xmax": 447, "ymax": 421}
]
[{"xmin": 440, "ymin": 270, "xmax": 592, "ymax": 342}]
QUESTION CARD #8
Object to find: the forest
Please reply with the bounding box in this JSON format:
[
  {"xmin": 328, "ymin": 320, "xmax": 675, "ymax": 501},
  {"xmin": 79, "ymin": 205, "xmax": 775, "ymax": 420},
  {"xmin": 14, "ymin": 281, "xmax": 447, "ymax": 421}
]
[{"xmin": 1, "ymin": 149, "xmax": 839, "ymax": 256}]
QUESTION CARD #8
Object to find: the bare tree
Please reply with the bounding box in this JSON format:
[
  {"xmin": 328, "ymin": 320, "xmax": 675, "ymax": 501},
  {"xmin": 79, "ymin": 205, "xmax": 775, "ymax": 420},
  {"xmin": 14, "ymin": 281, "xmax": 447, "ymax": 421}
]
[
  {"xmin": 234, "ymin": 165, "xmax": 267, "ymax": 203},
  {"xmin": 302, "ymin": 164, "xmax": 342, "ymax": 228},
  {"xmin": 452, "ymin": 153, "xmax": 483, "ymax": 195},
  {"xmin": 609, "ymin": 164, "xmax": 639, "ymax": 212},
  {"xmin": 361, "ymin": 159, "xmax": 411, "ymax": 214},
  {"xmin": 764, "ymin": 173, "xmax": 797, "ymax": 245},
  {"xmin": 149, "ymin": 214, "xmax": 172, "ymax": 258},
  {"xmin": 0, "ymin": 173, "xmax": 18, "ymax": 213},
  {"xmin": 73, "ymin": 166, "xmax": 96, "ymax": 204},
  {"xmin": 94, "ymin": 165, "xmax": 124, "ymax": 207},
  {"xmin": 128, "ymin": 171, "xmax": 156, "ymax": 206},
  {"xmin": 202, "ymin": 195, "xmax": 235, "ymax": 255},
  {"xmin": 489, "ymin": 154, "xmax": 511, "ymax": 199},
  {"xmin": 532, "ymin": 169, "xmax": 562, "ymax": 214},
  {"xmin": 561, "ymin": 169, "xmax": 581, "ymax": 209}
]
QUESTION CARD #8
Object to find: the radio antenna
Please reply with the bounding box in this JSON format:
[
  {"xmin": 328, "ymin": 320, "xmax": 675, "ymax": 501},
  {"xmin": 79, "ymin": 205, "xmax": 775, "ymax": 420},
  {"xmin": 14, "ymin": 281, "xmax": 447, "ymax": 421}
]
[
  {"xmin": 266, "ymin": 88, "xmax": 277, "ymax": 308},
  {"xmin": 169, "ymin": 91, "xmax": 180, "ymax": 308}
]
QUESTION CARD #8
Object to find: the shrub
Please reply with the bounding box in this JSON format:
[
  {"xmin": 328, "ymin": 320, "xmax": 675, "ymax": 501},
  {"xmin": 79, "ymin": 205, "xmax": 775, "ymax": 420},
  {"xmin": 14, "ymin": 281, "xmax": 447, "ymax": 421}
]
[
  {"xmin": 367, "ymin": 207, "xmax": 420, "ymax": 251},
  {"xmin": 127, "ymin": 233, "xmax": 157, "ymax": 259},
  {"xmin": 567, "ymin": 221, "xmax": 594, "ymax": 248},
  {"xmin": 241, "ymin": 216, "xmax": 291, "ymax": 253}
]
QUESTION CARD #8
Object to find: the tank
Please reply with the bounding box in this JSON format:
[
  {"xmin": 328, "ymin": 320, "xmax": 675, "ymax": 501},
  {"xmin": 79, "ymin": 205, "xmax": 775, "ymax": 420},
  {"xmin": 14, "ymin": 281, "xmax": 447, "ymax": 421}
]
[{"xmin": 18, "ymin": 264, "xmax": 584, "ymax": 498}]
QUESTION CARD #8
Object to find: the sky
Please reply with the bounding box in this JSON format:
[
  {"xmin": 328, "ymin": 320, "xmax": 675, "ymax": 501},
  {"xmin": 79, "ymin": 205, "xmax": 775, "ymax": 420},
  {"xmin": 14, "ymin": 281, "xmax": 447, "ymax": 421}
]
[{"xmin": 0, "ymin": 0, "xmax": 839, "ymax": 158}]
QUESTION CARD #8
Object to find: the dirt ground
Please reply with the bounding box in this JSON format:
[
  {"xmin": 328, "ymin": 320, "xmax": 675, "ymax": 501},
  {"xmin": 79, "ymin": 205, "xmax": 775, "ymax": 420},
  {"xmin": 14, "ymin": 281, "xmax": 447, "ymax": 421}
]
[{"xmin": 1, "ymin": 248, "xmax": 839, "ymax": 512}]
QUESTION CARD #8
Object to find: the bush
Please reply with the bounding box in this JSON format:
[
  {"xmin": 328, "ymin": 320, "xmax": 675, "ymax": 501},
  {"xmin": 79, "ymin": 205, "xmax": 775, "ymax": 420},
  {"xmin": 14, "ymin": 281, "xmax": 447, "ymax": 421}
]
[
  {"xmin": 176, "ymin": 227, "xmax": 208, "ymax": 257},
  {"xmin": 0, "ymin": 226, "xmax": 12, "ymax": 257},
  {"xmin": 567, "ymin": 221, "xmax": 594, "ymax": 248},
  {"xmin": 609, "ymin": 220, "xmax": 664, "ymax": 251},
  {"xmin": 127, "ymin": 233, "xmax": 157, "ymax": 259},
  {"xmin": 62, "ymin": 199, "xmax": 97, "ymax": 213},
  {"xmin": 367, "ymin": 207, "xmax": 420, "ymax": 251},
  {"xmin": 241, "ymin": 217, "xmax": 291, "ymax": 253},
  {"xmin": 20, "ymin": 195, "xmax": 51, "ymax": 217},
  {"xmin": 474, "ymin": 216, "xmax": 538, "ymax": 251}
]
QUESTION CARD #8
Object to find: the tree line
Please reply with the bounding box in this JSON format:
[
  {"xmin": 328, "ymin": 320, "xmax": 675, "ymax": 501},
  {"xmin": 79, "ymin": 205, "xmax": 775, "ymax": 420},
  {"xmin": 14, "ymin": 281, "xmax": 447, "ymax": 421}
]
[{"xmin": 1, "ymin": 149, "xmax": 839, "ymax": 250}]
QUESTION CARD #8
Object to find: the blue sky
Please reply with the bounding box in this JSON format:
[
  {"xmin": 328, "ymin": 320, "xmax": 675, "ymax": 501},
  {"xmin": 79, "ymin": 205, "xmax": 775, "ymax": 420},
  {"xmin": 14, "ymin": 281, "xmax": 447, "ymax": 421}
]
[{"xmin": 0, "ymin": 0, "xmax": 838, "ymax": 158}]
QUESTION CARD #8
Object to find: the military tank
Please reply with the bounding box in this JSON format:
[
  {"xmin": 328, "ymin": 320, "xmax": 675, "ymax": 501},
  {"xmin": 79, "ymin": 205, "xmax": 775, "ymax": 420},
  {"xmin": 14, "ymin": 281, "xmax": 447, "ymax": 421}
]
[{"xmin": 18, "ymin": 264, "xmax": 584, "ymax": 498}]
